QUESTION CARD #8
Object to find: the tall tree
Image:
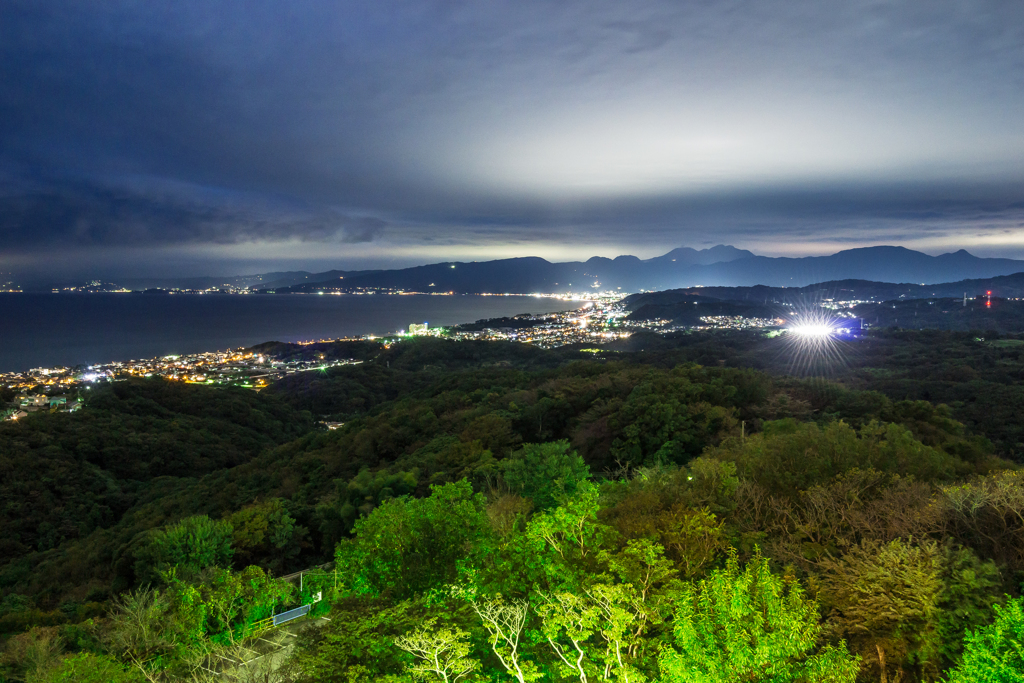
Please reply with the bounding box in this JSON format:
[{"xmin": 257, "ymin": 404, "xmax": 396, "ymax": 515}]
[
  {"xmin": 335, "ymin": 480, "xmax": 491, "ymax": 599},
  {"xmin": 947, "ymin": 597, "xmax": 1024, "ymax": 683},
  {"xmin": 525, "ymin": 481, "xmax": 615, "ymax": 589},
  {"xmin": 818, "ymin": 539, "xmax": 944, "ymax": 683},
  {"xmin": 134, "ymin": 516, "xmax": 234, "ymax": 584},
  {"xmin": 394, "ymin": 619, "xmax": 478, "ymax": 683},
  {"xmin": 468, "ymin": 596, "xmax": 539, "ymax": 683},
  {"xmin": 659, "ymin": 552, "xmax": 858, "ymax": 683},
  {"xmin": 501, "ymin": 441, "xmax": 590, "ymax": 510}
]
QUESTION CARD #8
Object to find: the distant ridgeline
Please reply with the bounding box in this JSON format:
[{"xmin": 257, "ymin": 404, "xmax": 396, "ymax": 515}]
[
  {"xmin": 261, "ymin": 245, "xmax": 1024, "ymax": 294},
  {"xmin": 626, "ymin": 271, "xmax": 1024, "ymax": 304},
  {"xmin": 623, "ymin": 272, "xmax": 1024, "ymax": 333},
  {"xmin": 25, "ymin": 245, "xmax": 1024, "ymax": 294}
]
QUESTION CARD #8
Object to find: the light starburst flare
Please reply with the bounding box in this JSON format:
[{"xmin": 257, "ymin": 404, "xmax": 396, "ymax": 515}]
[
  {"xmin": 787, "ymin": 322, "xmax": 839, "ymax": 338},
  {"xmin": 776, "ymin": 311, "xmax": 859, "ymax": 378}
]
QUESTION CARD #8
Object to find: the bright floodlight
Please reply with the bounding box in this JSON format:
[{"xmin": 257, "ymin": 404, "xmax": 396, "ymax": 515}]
[
  {"xmin": 780, "ymin": 312, "xmax": 851, "ymax": 378},
  {"xmin": 788, "ymin": 323, "xmax": 836, "ymax": 338}
]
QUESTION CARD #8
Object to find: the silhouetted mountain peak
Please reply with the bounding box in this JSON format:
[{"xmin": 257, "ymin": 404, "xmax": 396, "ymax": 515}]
[
  {"xmin": 265, "ymin": 244, "xmax": 1024, "ymax": 294},
  {"xmin": 491, "ymin": 256, "xmax": 552, "ymax": 265},
  {"xmin": 937, "ymin": 249, "xmax": 978, "ymax": 260},
  {"xmin": 702, "ymin": 244, "xmax": 756, "ymax": 261},
  {"xmin": 833, "ymin": 245, "xmax": 914, "ymax": 256},
  {"xmin": 652, "ymin": 245, "xmax": 755, "ymax": 266}
]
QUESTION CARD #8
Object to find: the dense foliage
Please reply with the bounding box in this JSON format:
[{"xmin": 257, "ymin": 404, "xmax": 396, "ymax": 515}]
[{"xmin": 2, "ymin": 332, "xmax": 1024, "ymax": 682}]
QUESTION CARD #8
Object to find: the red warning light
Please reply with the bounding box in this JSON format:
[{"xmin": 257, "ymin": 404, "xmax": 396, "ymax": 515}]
[{"xmin": 987, "ymin": 291, "xmax": 992, "ymax": 296}]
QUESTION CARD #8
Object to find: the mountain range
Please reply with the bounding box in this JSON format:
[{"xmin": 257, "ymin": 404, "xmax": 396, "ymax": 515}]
[
  {"xmin": 267, "ymin": 245, "xmax": 1024, "ymax": 294},
  {"xmin": 622, "ymin": 271, "xmax": 1024, "ymax": 309},
  {"xmin": 27, "ymin": 245, "xmax": 1024, "ymax": 293}
]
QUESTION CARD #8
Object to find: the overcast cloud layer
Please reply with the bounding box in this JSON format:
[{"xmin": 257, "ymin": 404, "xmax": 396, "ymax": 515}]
[{"xmin": 3, "ymin": 0, "xmax": 1024, "ymax": 277}]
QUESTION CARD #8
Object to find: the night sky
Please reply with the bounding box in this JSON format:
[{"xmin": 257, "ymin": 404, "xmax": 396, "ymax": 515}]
[{"xmin": 3, "ymin": 1, "xmax": 1024, "ymax": 279}]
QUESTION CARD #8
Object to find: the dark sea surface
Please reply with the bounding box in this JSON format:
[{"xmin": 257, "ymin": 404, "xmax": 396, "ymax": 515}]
[{"xmin": 0, "ymin": 293, "xmax": 583, "ymax": 371}]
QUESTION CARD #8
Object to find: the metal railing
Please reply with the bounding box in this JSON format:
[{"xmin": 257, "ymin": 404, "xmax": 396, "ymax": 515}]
[
  {"xmin": 272, "ymin": 604, "xmax": 311, "ymax": 626},
  {"xmin": 250, "ymin": 616, "xmax": 274, "ymax": 635}
]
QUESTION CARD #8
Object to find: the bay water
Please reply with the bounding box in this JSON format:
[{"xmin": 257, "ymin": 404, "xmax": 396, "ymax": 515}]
[{"xmin": 0, "ymin": 293, "xmax": 583, "ymax": 371}]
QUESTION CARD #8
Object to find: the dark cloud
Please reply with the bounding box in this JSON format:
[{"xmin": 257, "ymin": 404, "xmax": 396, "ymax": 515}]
[
  {"xmin": 341, "ymin": 217, "xmax": 387, "ymax": 244},
  {"xmin": 2, "ymin": 0, "xmax": 1024, "ymax": 273},
  {"xmin": 0, "ymin": 176, "xmax": 386, "ymax": 248}
]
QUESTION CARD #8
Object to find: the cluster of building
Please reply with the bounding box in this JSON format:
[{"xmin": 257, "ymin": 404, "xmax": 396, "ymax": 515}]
[
  {"xmin": 155, "ymin": 286, "xmax": 260, "ymax": 294},
  {"xmin": 294, "ymin": 288, "xmax": 609, "ymax": 301},
  {"xmin": 620, "ymin": 317, "xmax": 675, "ymax": 332},
  {"xmin": 2, "ymin": 289, "xmax": 802, "ymax": 421},
  {"xmin": 445, "ymin": 298, "xmax": 634, "ymax": 348},
  {"xmin": 54, "ymin": 281, "xmax": 132, "ymax": 293},
  {"xmin": 695, "ymin": 315, "xmax": 786, "ymax": 330},
  {"xmin": 303, "ymin": 287, "xmax": 455, "ymax": 295},
  {"xmin": 441, "ymin": 299, "xmax": 791, "ymax": 348},
  {"xmin": 820, "ymin": 298, "xmax": 876, "ymax": 310},
  {"xmin": 4, "ymin": 393, "xmax": 83, "ymax": 420},
  {"xmin": 47, "ymin": 281, "xmax": 263, "ymax": 294},
  {"xmin": 1, "ymin": 351, "xmax": 362, "ymax": 421}
]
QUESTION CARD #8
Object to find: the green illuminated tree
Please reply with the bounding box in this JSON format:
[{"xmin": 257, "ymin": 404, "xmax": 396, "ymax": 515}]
[
  {"xmin": 335, "ymin": 480, "xmax": 491, "ymax": 599},
  {"xmin": 536, "ymin": 590, "xmax": 599, "ymax": 683},
  {"xmin": 35, "ymin": 652, "xmax": 143, "ymax": 683},
  {"xmin": 501, "ymin": 440, "xmax": 590, "ymax": 510},
  {"xmin": 525, "ymin": 480, "xmax": 615, "ymax": 590},
  {"xmin": 227, "ymin": 498, "xmax": 304, "ymax": 570},
  {"xmin": 659, "ymin": 552, "xmax": 858, "ymax": 683},
  {"xmin": 526, "ymin": 481, "xmax": 610, "ymax": 564},
  {"xmin": 469, "ymin": 596, "xmax": 540, "ymax": 683},
  {"xmin": 166, "ymin": 565, "xmax": 291, "ymax": 644},
  {"xmin": 134, "ymin": 515, "xmax": 234, "ymax": 583},
  {"xmin": 394, "ymin": 619, "xmax": 478, "ymax": 683},
  {"xmin": 946, "ymin": 597, "xmax": 1024, "ymax": 683}
]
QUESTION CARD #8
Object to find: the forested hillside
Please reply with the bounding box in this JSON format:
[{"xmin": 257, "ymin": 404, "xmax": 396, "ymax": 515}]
[{"xmin": 2, "ymin": 333, "xmax": 1024, "ymax": 682}]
